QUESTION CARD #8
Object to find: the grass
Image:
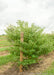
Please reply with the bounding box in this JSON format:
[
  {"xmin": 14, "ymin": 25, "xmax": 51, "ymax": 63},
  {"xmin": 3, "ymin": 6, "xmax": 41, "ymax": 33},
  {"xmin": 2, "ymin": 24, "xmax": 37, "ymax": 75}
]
[
  {"xmin": 0, "ymin": 41, "xmax": 12, "ymax": 47},
  {"xmin": 0, "ymin": 54, "xmax": 17, "ymax": 66},
  {"xmin": 0, "ymin": 47, "xmax": 11, "ymax": 51},
  {"xmin": 0, "ymin": 35, "xmax": 54, "ymax": 74},
  {"xmin": 0, "ymin": 35, "xmax": 15, "ymax": 66},
  {"xmin": 0, "ymin": 44, "xmax": 12, "ymax": 47},
  {"xmin": 0, "ymin": 35, "xmax": 7, "ymax": 40},
  {"xmin": 0, "ymin": 35, "xmax": 12, "ymax": 51},
  {"xmin": 0, "ymin": 35, "xmax": 12, "ymax": 47}
]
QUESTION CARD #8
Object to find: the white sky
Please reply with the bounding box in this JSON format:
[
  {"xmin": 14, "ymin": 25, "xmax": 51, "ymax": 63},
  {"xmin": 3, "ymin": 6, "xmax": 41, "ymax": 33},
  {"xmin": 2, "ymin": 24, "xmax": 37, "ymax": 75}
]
[{"xmin": 0, "ymin": 0, "xmax": 54, "ymax": 35}]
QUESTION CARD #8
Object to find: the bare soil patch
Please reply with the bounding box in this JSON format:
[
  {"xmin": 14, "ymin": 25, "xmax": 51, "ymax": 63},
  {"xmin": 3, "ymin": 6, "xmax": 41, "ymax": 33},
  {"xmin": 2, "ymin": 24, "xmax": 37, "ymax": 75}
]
[
  {"xmin": 0, "ymin": 40, "xmax": 7, "ymax": 41},
  {"xmin": 0, "ymin": 51, "xmax": 10, "ymax": 56},
  {"xmin": 0, "ymin": 51, "xmax": 54, "ymax": 75}
]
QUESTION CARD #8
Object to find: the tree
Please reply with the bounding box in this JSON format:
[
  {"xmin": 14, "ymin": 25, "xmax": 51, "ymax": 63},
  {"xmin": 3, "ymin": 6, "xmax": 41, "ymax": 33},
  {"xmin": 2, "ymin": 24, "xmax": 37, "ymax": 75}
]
[{"xmin": 5, "ymin": 20, "xmax": 53, "ymax": 68}]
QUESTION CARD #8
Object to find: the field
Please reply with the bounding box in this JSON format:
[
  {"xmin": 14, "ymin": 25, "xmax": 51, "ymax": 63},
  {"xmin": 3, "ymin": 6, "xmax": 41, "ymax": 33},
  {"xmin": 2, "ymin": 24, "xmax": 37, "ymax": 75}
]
[
  {"xmin": 0, "ymin": 35, "xmax": 54, "ymax": 75},
  {"xmin": 0, "ymin": 35, "xmax": 15, "ymax": 65}
]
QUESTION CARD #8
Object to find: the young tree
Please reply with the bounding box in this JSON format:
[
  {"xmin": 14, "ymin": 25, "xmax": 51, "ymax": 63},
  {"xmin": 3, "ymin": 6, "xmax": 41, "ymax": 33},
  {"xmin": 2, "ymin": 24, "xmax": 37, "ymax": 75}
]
[{"xmin": 5, "ymin": 20, "xmax": 53, "ymax": 68}]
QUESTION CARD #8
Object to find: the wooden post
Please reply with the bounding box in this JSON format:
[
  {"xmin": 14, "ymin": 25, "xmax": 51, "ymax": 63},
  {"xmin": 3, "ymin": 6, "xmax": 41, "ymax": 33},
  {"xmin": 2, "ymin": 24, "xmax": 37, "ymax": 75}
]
[{"xmin": 20, "ymin": 32, "xmax": 24, "ymax": 72}]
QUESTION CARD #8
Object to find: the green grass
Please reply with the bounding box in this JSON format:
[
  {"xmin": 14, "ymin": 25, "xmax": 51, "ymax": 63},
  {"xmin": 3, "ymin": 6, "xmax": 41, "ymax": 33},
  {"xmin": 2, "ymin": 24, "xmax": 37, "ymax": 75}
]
[
  {"xmin": 0, "ymin": 35, "xmax": 15, "ymax": 66},
  {"xmin": 0, "ymin": 40, "xmax": 10, "ymax": 43},
  {"xmin": 0, "ymin": 39, "xmax": 10, "ymax": 43},
  {"xmin": 0, "ymin": 40, "xmax": 12, "ymax": 47},
  {"xmin": 0, "ymin": 47, "xmax": 11, "ymax": 51},
  {"xmin": 0, "ymin": 44, "xmax": 12, "ymax": 47},
  {"xmin": 0, "ymin": 54, "xmax": 17, "ymax": 66},
  {"xmin": 0, "ymin": 35, "xmax": 12, "ymax": 47},
  {"xmin": 0, "ymin": 35, "xmax": 7, "ymax": 40}
]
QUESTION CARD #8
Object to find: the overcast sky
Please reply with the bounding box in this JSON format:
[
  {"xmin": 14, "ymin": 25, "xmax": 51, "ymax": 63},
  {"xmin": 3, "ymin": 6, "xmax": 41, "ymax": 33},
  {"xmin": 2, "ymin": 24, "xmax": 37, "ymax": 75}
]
[{"xmin": 0, "ymin": 0, "xmax": 54, "ymax": 35}]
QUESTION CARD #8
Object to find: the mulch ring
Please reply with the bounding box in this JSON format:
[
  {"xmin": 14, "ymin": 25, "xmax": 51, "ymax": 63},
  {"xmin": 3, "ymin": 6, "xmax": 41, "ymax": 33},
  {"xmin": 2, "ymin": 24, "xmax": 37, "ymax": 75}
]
[{"xmin": 0, "ymin": 51, "xmax": 54, "ymax": 75}]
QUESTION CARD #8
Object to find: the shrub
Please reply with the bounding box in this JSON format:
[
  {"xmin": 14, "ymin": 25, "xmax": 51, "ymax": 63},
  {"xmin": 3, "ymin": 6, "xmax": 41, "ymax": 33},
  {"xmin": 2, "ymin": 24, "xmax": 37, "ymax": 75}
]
[{"xmin": 5, "ymin": 20, "xmax": 53, "ymax": 68}]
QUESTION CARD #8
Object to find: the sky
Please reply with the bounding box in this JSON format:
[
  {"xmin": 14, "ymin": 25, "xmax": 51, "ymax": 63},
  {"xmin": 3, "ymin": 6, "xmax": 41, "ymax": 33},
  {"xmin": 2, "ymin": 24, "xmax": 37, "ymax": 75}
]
[{"xmin": 0, "ymin": 0, "xmax": 54, "ymax": 35}]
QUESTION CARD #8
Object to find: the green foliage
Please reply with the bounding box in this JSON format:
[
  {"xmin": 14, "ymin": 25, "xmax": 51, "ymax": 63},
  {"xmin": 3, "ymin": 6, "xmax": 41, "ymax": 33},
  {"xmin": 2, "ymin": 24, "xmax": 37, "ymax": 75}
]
[
  {"xmin": 5, "ymin": 20, "xmax": 53, "ymax": 68},
  {"xmin": 46, "ymin": 32, "xmax": 54, "ymax": 51}
]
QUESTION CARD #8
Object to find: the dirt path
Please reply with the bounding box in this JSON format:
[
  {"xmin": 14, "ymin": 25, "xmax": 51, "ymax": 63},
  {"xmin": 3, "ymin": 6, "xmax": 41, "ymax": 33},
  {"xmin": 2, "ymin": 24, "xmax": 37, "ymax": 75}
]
[
  {"xmin": 0, "ymin": 39, "xmax": 7, "ymax": 41},
  {"xmin": 0, "ymin": 63, "xmax": 12, "ymax": 73},
  {"xmin": 0, "ymin": 46, "xmax": 9, "ymax": 48},
  {"xmin": 0, "ymin": 51, "xmax": 10, "ymax": 56},
  {"xmin": 31, "ymin": 51, "xmax": 54, "ymax": 73},
  {"xmin": 0, "ymin": 51, "xmax": 54, "ymax": 75}
]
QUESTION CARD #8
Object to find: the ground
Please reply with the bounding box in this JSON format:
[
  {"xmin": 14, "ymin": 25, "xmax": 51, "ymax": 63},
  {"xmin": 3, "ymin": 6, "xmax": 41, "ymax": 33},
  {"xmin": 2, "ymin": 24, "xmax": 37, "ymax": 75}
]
[
  {"xmin": 0, "ymin": 35, "xmax": 54, "ymax": 75},
  {"xmin": 0, "ymin": 51, "xmax": 54, "ymax": 75}
]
